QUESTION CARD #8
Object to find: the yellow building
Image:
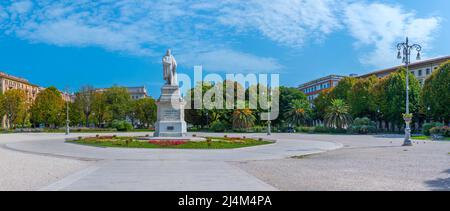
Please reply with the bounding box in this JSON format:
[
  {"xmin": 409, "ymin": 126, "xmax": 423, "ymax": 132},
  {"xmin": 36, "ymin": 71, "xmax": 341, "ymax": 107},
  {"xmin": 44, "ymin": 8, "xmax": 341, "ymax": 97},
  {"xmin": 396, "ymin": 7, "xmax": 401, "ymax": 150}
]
[
  {"xmin": 0, "ymin": 72, "xmax": 43, "ymax": 128},
  {"xmin": 0, "ymin": 72, "xmax": 42, "ymax": 102}
]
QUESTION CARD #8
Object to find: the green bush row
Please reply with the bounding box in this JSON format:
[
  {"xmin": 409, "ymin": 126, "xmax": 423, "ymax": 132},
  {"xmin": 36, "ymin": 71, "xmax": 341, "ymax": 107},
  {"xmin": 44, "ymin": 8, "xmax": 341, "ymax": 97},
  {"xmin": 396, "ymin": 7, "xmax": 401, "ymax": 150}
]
[
  {"xmin": 422, "ymin": 122, "xmax": 445, "ymax": 136},
  {"xmin": 295, "ymin": 126, "xmax": 347, "ymax": 134}
]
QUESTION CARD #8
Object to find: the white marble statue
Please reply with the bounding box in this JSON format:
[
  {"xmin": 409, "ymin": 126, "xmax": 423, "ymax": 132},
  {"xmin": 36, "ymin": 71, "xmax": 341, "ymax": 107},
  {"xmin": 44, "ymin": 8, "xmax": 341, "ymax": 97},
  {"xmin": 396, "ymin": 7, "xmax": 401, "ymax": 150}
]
[{"xmin": 162, "ymin": 49, "xmax": 178, "ymax": 85}]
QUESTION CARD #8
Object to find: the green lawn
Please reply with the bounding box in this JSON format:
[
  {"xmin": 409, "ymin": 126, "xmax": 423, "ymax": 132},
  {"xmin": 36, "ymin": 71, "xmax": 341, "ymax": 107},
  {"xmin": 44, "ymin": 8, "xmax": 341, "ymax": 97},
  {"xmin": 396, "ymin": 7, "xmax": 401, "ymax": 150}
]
[{"xmin": 67, "ymin": 136, "xmax": 272, "ymax": 149}]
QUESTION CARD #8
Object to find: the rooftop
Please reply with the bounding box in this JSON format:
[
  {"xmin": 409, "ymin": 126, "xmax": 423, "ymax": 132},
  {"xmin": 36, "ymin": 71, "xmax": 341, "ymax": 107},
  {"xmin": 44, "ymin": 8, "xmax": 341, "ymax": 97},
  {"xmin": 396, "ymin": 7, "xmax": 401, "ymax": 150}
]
[
  {"xmin": 0, "ymin": 71, "xmax": 39, "ymax": 87},
  {"xmin": 298, "ymin": 74, "xmax": 346, "ymax": 89},
  {"xmin": 95, "ymin": 86, "xmax": 147, "ymax": 94},
  {"xmin": 359, "ymin": 55, "xmax": 450, "ymax": 78}
]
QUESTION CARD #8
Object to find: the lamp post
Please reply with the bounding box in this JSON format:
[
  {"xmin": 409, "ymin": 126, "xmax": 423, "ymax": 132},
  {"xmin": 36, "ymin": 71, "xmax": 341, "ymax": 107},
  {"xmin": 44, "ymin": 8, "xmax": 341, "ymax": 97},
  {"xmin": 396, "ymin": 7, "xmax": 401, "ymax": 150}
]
[
  {"xmin": 267, "ymin": 87, "xmax": 272, "ymax": 136},
  {"xmin": 65, "ymin": 87, "xmax": 70, "ymax": 135},
  {"xmin": 396, "ymin": 37, "xmax": 422, "ymax": 146},
  {"xmin": 377, "ymin": 108, "xmax": 381, "ymax": 131}
]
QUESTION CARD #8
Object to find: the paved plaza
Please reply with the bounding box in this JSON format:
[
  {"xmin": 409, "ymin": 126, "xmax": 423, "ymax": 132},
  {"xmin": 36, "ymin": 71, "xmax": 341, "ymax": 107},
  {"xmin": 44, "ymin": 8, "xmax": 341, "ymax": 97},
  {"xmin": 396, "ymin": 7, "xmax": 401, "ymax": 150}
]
[{"xmin": 0, "ymin": 132, "xmax": 448, "ymax": 191}]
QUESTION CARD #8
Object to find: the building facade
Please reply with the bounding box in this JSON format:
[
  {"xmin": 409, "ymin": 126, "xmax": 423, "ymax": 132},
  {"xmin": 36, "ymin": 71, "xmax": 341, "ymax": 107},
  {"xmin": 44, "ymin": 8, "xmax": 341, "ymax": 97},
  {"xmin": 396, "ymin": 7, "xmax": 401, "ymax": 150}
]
[
  {"xmin": 298, "ymin": 56, "xmax": 449, "ymax": 103},
  {"xmin": 298, "ymin": 75, "xmax": 345, "ymax": 101},
  {"xmin": 358, "ymin": 56, "xmax": 450, "ymax": 85},
  {"xmin": 0, "ymin": 72, "xmax": 42, "ymax": 102},
  {"xmin": 96, "ymin": 86, "xmax": 148, "ymax": 100},
  {"xmin": 0, "ymin": 72, "xmax": 43, "ymax": 128},
  {"xmin": 127, "ymin": 86, "xmax": 148, "ymax": 100}
]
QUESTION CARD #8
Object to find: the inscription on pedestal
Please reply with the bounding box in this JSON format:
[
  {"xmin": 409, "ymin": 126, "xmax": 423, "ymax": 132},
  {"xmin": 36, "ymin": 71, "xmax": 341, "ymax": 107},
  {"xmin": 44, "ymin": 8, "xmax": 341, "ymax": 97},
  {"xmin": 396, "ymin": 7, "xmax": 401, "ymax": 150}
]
[{"xmin": 162, "ymin": 109, "xmax": 181, "ymax": 121}]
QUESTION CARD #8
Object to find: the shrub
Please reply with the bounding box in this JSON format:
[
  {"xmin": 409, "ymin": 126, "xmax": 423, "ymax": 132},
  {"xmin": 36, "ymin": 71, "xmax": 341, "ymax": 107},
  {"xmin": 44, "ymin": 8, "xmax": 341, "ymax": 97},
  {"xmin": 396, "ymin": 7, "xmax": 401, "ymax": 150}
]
[
  {"xmin": 251, "ymin": 126, "xmax": 266, "ymax": 133},
  {"xmin": 296, "ymin": 126, "xmax": 314, "ymax": 133},
  {"xmin": 233, "ymin": 128, "xmax": 247, "ymax": 133},
  {"xmin": 209, "ymin": 121, "xmax": 227, "ymax": 132},
  {"xmin": 313, "ymin": 125, "xmax": 329, "ymax": 133},
  {"xmin": 329, "ymin": 128, "xmax": 347, "ymax": 134},
  {"xmin": 189, "ymin": 127, "xmax": 199, "ymax": 132},
  {"xmin": 111, "ymin": 120, "xmax": 133, "ymax": 132},
  {"xmin": 429, "ymin": 126, "xmax": 450, "ymax": 137},
  {"xmin": 348, "ymin": 117, "xmax": 377, "ymax": 134},
  {"xmin": 422, "ymin": 122, "xmax": 444, "ymax": 136}
]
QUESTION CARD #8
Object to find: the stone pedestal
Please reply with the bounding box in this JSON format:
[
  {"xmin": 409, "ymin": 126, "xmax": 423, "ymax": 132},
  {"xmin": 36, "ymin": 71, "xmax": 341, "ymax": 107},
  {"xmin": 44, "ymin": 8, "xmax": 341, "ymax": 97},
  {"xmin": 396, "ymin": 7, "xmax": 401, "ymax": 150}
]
[{"xmin": 154, "ymin": 85, "xmax": 187, "ymax": 137}]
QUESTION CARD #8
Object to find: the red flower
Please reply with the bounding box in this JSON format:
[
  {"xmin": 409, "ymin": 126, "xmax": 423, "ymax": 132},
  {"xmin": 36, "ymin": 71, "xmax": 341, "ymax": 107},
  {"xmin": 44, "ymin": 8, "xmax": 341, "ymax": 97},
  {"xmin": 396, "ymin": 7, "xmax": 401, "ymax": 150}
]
[{"xmin": 148, "ymin": 140, "xmax": 188, "ymax": 146}]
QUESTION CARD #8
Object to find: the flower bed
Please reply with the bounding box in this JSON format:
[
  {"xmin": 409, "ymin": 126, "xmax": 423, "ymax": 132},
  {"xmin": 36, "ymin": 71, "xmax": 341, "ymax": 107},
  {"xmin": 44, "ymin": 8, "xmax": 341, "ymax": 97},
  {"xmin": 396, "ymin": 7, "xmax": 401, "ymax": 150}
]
[{"xmin": 67, "ymin": 136, "xmax": 272, "ymax": 149}]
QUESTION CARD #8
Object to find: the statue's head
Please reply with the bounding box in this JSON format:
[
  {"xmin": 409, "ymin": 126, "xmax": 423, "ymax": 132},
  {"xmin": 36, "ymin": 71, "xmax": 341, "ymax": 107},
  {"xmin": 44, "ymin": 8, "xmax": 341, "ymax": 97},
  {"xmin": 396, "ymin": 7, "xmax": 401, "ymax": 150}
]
[{"xmin": 166, "ymin": 49, "xmax": 171, "ymax": 56}]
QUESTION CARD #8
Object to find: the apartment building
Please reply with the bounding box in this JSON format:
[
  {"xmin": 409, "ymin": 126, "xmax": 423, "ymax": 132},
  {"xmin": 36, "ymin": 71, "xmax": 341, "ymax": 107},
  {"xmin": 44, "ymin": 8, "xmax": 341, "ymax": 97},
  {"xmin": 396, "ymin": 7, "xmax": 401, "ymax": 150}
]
[
  {"xmin": 298, "ymin": 75, "xmax": 345, "ymax": 101},
  {"xmin": 0, "ymin": 72, "xmax": 42, "ymax": 103},
  {"xmin": 298, "ymin": 55, "xmax": 449, "ymax": 103},
  {"xmin": 0, "ymin": 72, "xmax": 43, "ymax": 128},
  {"xmin": 96, "ymin": 86, "xmax": 148, "ymax": 100},
  {"xmin": 358, "ymin": 56, "xmax": 450, "ymax": 85}
]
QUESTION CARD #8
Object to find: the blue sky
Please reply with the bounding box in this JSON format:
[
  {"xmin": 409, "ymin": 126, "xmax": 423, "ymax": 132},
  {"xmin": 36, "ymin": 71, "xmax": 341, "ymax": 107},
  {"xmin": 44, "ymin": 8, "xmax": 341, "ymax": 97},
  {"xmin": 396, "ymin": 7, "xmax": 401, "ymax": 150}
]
[{"xmin": 0, "ymin": 0, "xmax": 449, "ymax": 98}]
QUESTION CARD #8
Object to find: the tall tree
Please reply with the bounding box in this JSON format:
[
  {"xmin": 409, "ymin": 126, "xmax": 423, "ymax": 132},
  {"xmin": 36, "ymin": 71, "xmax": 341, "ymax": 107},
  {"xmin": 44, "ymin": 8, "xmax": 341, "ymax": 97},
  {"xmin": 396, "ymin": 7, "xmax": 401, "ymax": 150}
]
[
  {"xmin": 130, "ymin": 97, "xmax": 157, "ymax": 128},
  {"xmin": 421, "ymin": 60, "xmax": 450, "ymax": 123},
  {"xmin": 313, "ymin": 88, "xmax": 334, "ymax": 120},
  {"xmin": 1, "ymin": 89, "xmax": 27, "ymax": 128},
  {"xmin": 274, "ymin": 86, "xmax": 308, "ymax": 126},
  {"xmin": 0, "ymin": 94, "xmax": 5, "ymax": 125},
  {"xmin": 74, "ymin": 85, "xmax": 95, "ymax": 127},
  {"xmin": 348, "ymin": 76, "xmax": 378, "ymax": 119},
  {"xmin": 69, "ymin": 101, "xmax": 84, "ymax": 127},
  {"xmin": 377, "ymin": 68, "xmax": 421, "ymax": 128},
  {"xmin": 91, "ymin": 92, "xmax": 110, "ymax": 127},
  {"xmin": 103, "ymin": 86, "xmax": 131, "ymax": 121},
  {"xmin": 30, "ymin": 86, "xmax": 65, "ymax": 128},
  {"xmin": 331, "ymin": 77, "xmax": 356, "ymax": 102}
]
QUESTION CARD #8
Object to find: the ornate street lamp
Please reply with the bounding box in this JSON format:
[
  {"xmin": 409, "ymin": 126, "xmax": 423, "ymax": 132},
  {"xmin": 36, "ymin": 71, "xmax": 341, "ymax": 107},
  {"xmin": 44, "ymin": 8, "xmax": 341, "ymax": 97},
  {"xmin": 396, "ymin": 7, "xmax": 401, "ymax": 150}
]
[{"xmin": 396, "ymin": 37, "xmax": 422, "ymax": 146}]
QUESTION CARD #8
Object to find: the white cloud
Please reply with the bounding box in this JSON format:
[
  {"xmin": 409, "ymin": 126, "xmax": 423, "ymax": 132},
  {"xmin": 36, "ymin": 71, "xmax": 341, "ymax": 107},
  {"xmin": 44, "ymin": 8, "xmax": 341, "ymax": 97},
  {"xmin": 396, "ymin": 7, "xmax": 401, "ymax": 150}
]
[
  {"xmin": 178, "ymin": 49, "xmax": 282, "ymax": 73},
  {"xmin": 8, "ymin": 0, "xmax": 33, "ymax": 15},
  {"xmin": 217, "ymin": 0, "xmax": 342, "ymax": 47},
  {"xmin": 344, "ymin": 2, "xmax": 440, "ymax": 68},
  {"xmin": 0, "ymin": 6, "xmax": 8, "ymax": 21}
]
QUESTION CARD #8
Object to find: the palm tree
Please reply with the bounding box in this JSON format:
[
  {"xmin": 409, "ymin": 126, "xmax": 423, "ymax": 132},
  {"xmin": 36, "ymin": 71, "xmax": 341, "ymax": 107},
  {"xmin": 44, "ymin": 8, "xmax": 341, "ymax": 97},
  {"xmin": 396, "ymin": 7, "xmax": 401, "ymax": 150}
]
[
  {"xmin": 324, "ymin": 99, "xmax": 352, "ymax": 129},
  {"xmin": 232, "ymin": 108, "xmax": 256, "ymax": 129},
  {"xmin": 286, "ymin": 99, "xmax": 311, "ymax": 126}
]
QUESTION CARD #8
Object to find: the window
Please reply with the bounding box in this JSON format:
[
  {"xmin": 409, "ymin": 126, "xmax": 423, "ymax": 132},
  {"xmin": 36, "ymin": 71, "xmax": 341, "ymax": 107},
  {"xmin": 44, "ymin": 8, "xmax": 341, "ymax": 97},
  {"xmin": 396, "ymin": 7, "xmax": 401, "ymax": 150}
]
[
  {"xmin": 410, "ymin": 71, "xmax": 415, "ymax": 75},
  {"xmin": 426, "ymin": 68, "xmax": 430, "ymax": 75},
  {"xmin": 418, "ymin": 69, "xmax": 422, "ymax": 76}
]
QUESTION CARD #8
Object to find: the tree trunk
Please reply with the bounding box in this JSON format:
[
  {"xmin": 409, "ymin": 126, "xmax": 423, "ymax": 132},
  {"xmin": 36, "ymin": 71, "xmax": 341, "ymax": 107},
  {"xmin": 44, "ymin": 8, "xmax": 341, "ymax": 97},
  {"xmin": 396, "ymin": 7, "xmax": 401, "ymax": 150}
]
[{"xmin": 85, "ymin": 114, "xmax": 90, "ymax": 128}]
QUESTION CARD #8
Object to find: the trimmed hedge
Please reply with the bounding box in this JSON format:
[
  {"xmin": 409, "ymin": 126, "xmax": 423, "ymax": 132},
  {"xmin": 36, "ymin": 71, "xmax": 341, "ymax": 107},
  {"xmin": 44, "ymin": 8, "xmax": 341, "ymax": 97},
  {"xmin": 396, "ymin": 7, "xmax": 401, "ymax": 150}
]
[
  {"xmin": 422, "ymin": 122, "xmax": 444, "ymax": 136},
  {"xmin": 295, "ymin": 126, "xmax": 347, "ymax": 134},
  {"xmin": 348, "ymin": 117, "xmax": 377, "ymax": 134}
]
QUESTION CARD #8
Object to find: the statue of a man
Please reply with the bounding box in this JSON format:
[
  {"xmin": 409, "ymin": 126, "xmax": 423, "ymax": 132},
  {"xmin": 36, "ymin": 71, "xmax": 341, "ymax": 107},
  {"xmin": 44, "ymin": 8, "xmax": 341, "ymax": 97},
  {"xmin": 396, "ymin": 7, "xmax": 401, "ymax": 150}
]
[{"xmin": 162, "ymin": 49, "xmax": 177, "ymax": 85}]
